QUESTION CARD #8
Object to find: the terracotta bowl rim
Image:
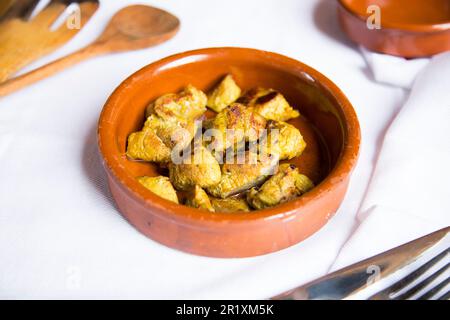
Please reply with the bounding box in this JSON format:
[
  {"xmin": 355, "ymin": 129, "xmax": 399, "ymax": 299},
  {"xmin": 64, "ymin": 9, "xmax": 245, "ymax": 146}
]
[
  {"xmin": 98, "ymin": 47, "xmax": 361, "ymax": 225},
  {"xmin": 337, "ymin": 0, "xmax": 450, "ymax": 33}
]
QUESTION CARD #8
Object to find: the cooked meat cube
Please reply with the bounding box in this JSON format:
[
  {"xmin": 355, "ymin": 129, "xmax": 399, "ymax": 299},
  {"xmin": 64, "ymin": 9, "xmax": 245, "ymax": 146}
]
[
  {"xmin": 126, "ymin": 115, "xmax": 197, "ymax": 162},
  {"xmin": 185, "ymin": 185, "xmax": 214, "ymax": 212},
  {"xmin": 295, "ymin": 173, "xmax": 315, "ymax": 194},
  {"xmin": 126, "ymin": 130, "xmax": 172, "ymax": 162},
  {"xmin": 204, "ymin": 103, "xmax": 267, "ymax": 152},
  {"xmin": 259, "ymin": 120, "xmax": 307, "ymax": 160},
  {"xmin": 236, "ymin": 87, "xmax": 271, "ymax": 105},
  {"xmin": 207, "ymin": 74, "xmax": 241, "ymax": 112},
  {"xmin": 206, "ymin": 151, "xmax": 278, "ymax": 198},
  {"xmin": 143, "ymin": 114, "xmax": 198, "ymax": 150},
  {"xmin": 247, "ymin": 164, "xmax": 314, "ymax": 209},
  {"xmin": 238, "ymin": 87, "xmax": 299, "ymax": 121},
  {"xmin": 254, "ymin": 91, "xmax": 299, "ymax": 121},
  {"xmin": 137, "ymin": 176, "xmax": 179, "ymax": 203},
  {"xmin": 146, "ymin": 84, "xmax": 207, "ymax": 122},
  {"xmin": 210, "ymin": 197, "xmax": 250, "ymax": 212},
  {"xmin": 169, "ymin": 146, "xmax": 221, "ymax": 190}
]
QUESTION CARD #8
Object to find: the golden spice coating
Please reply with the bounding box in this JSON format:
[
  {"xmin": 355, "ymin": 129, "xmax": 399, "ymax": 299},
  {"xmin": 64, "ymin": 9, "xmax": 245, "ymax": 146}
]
[
  {"xmin": 126, "ymin": 115, "xmax": 198, "ymax": 162},
  {"xmin": 146, "ymin": 85, "xmax": 207, "ymax": 122},
  {"xmin": 126, "ymin": 130, "xmax": 172, "ymax": 162},
  {"xmin": 294, "ymin": 173, "xmax": 315, "ymax": 194},
  {"xmin": 137, "ymin": 176, "xmax": 179, "ymax": 203},
  {"xmin": 204, "ymin": 103, "xmax": 267, "ymax": 152},
  {"xmin": 236, "ymin": 87, "xmax": 271, "ymax": 104},
  {"xmin": 143, "ymin": 114, "xmax": 198, "ymax": 150},
  {"xmin": 206, "ymin": 151, "xmax": 278, "ymax": 198},
  {"xmin": 207, "ymin": 74, "xmax": 241, "ymax": 113},
  {"xmin": 185, "ymin": 185, "xmax": 215, "ymax": 212},
  {"xmin": 169, "ymin": 146, "xmax": 221, "ymax": 191},
  {"xmin": 127, "ymin": 82, "xmax": 312, "ymax": 213},
  {"xmin": 259, "ymin": 120, "xmax": 307, "ymax": 160},
  {"xmin": 247, "ymin": 164, "xmax": 314, "ymax": 209},
  {"xmin": 210, "ymin": 197, "xmax": 250, "ymax": 212},
  {"xmin": 238, "ymin": 87, "xmax": 300, "ymax": 121},
  {"xmin": 254, "ymin": 91, "xmax": 299, "ymax": 121}
]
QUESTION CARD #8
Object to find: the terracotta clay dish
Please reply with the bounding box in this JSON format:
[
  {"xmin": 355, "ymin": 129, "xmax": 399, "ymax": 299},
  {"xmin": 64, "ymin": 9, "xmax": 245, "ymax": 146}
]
[
  {"xmin": 98, "ymin": 47, "xmax": 360, "ymax": 258},
  {"xmin": 338, "ymin": 0, "xmax": 450, "ymax": 58}
]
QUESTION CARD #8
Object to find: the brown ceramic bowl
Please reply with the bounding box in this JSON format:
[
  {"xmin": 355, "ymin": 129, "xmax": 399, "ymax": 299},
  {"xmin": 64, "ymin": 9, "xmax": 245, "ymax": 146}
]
[
  {"xmin": 338, "ymin": 0, "xmax": 450, "ymax": 58},
  {"xmin": 98, "ymin": 47, "xmax": 360, "ymax": 258}
]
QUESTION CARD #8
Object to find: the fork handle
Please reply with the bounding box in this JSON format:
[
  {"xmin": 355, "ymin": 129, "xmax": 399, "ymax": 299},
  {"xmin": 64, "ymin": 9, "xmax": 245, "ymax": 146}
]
[{"xmin": 0, "ymin": 43, "xmax": 104, "ymax": 97}]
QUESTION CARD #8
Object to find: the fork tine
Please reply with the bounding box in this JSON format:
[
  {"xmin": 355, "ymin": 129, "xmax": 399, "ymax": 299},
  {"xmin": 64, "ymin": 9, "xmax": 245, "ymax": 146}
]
[
  {"xmin": 51, "ymin": 0, "xmax": 98, "ymax": 4},
  {"xmin": 53, "ymin": 0, "xmax": 98, "ymax": 33},
  {"xmin": 394, "ymin": 262, "xmax": 450, "ymax": 300},
  {"xmin": 32, "ymin": 0, "xmax": 98, "ymax": 29},
  {"xmin": 369, "ymin": 248, "xmax": 449, "ymax": 300},
  {"xmin": 417, "ymin": 278, "xmax": 450, "ymax": 300},
  {"xmin": 438, "ymin": 290, "xmax": 450, "ymax": 300},
  {"xmin": 0, "ymin": 0, "xmax": 41, "ymax": 22},
  {"xmin": 31, "ymin": 1, "xmax": 67, "ymax": 28}
]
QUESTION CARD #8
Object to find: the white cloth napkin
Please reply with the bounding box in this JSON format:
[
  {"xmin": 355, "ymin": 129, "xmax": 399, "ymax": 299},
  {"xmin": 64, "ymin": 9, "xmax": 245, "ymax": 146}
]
[
  {"xmin": 360, "ymin": 47, "xmax": 430, "ymax": 89},
  {"xmin": 331, "ymin": 52, "xmax": 450, "ymax": 274}
]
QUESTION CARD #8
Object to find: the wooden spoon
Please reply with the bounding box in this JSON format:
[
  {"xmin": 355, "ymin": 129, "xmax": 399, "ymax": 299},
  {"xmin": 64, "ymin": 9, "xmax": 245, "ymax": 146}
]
[{"xmin": 0, "ymin": 5, "xmax": 180, "ymax": 97}]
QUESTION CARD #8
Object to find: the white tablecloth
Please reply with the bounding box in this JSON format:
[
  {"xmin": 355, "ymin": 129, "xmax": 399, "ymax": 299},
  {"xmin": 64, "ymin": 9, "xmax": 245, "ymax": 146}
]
[{"xmin": 0, "ymin": 0, "xmax": 442, "ymax": 299}]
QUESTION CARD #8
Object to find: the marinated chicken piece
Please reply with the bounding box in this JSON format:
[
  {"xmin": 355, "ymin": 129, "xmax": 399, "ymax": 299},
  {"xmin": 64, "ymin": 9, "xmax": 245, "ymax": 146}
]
[
  {"xmin": 259, "ymin": 120, "xmax": 307, "ymax": 160},
  {"xmin": 207, "ymin": 74, "xmax": 241, "ymax": 113},
  {"xmin": 236, "ymin": 87, "xmax": 271, "ymax": 105},
  {"xmin": 204, "ymin": 103, "xmax": 267, "ymax": 152},
  {"xmin": 137, "ymin": 176, "xmax": 179, "ymax": 203},
  {"xmin": 126, "ymin": 130, "xmax": 172, "ymax": 162},
  {"xmin": 143, "ymin": 114, "xmax": 198, "ymax": 150},
  {"xmin": 247, "ymin": 164, "xmax": 314, "ymax": 209},
  {"xmin": 210, "ymin": 197, "xmax": 250, "ymax": 212},
  {"xmin": 126, "ymin": 115, "xmax": 197, "ymax": 162},
  {"xmin": 238, "ymin": 87, "xmax": 299, "ymax": 121},
  {"xmin": 185, "ymin": 185, "xmax": 214, "ymax": 212},
  {"xmin": 169, "ymin": 146, "xmax": 221, "ymax": 191},
  {"xmin": 206, "ymin": 151, "xmax": 278, "ymax": 198},
  {"xmin": 146, "ymin": 85, "xmax": 207, "ymax": 122},
  {"xmin": 254, "ymin": 91, "xmax": 299, "ymax": 122},
  {"xmin": 295, "ymin": 173, "xmax": 315, "ymax": 193}
]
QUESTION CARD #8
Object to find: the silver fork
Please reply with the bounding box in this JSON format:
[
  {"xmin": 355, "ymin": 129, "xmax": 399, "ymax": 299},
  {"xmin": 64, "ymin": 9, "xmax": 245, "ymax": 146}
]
[
  {"xmin": 369, "ymin": 248, "xmax": 449, "ymax": 300},
  {"xmin": 274, "ymin": 227, "xmax": 450, "ymax": 300}
]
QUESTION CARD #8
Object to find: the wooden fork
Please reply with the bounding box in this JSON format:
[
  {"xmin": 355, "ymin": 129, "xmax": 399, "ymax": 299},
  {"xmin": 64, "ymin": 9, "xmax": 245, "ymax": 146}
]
[{"xmin": 0, "ymin": 0, "xmax": 98, "ymax": 82}]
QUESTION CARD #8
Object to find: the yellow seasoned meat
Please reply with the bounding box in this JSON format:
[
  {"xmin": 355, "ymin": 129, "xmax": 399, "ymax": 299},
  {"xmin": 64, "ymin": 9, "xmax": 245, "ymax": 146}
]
[
  {"xmin": 185, "ymin": 185, "xmax": 215, "ymax": 212},
  {"xmin": 295, "ymin": 173, "xmax": 315, "ymax": 194},
  {"xmin": 126, "ymin": 115, "xmax": 197, "ymax": 162},
  {"xmin": 247, "ymin": 164, "xmax": 314, "ymax": 209},
  {"xmin": 146, "ymin": 84, "xmax": 207, "ymax": 122},
  {"xmin": 207, "ymin": 74, "xmax": 241, "ymax": 113},
  {"xmin": 169, "ymin": 146, "xmax": 221, "ymax": 191},
  {"xmin": 137, "ymin": 176, "xmax": 179, "ymax": 203},
  {"xmin": 204, "ymin": 103, "xmax": 267, "ymax": 152},
  {"xmin": 143, "ymin": 114, "xmax": 198, "ymax": 150},
  {"xmin": 259, "ymin": 120, "xmax": 307, "ymax": 160},
  {"xmin": 126, "ymin": 130, "xmax": 172, "ymax": 162},
  {"xmin": 238, "ymin": 87, "xmax": 300, "ymax": 121},
  {"xmin": 210, "ymin": 197, "xmax": 250, "ymax": 212},
  {"xmin": 206, "ymin": 151, "xmax": 278, "ymax": 198}
]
